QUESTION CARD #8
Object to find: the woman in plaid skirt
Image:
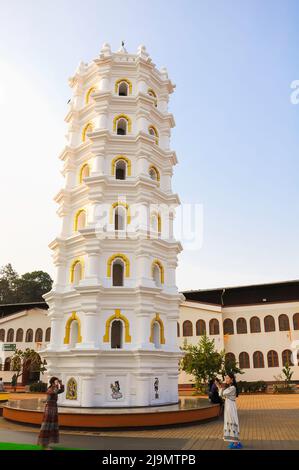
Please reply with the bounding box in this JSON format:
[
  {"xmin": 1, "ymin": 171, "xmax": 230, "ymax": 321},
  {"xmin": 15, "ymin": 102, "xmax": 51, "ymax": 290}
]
[{"xmin": 37, "ymin": 377, "xmax": 64, "ymax": 450}]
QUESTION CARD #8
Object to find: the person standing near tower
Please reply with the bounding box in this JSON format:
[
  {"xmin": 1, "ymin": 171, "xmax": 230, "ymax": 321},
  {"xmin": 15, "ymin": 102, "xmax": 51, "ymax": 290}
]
[
  {"xmin": 37, "ymin": 377, "xmax": 64, "ymax": 450},
  {"xmin": 217, "ymin": 373, "xmax": 242, "ymax": 449}
]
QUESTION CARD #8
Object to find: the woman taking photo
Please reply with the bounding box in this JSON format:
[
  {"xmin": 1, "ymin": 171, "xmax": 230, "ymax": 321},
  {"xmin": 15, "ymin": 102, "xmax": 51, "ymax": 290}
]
[
  {"xmin": 37, "ymin": 377, "xmax": 64, "ymax": 450},
  {"xmin": 217, "ymin": 373, "xmax": 242, "ymax": 449}
]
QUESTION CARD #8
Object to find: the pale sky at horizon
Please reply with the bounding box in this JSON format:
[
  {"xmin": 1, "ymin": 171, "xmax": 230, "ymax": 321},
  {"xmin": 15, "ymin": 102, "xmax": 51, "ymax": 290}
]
[{"xmin": 0, "ymin": 0, "xmax": 299, "ymax": 291}]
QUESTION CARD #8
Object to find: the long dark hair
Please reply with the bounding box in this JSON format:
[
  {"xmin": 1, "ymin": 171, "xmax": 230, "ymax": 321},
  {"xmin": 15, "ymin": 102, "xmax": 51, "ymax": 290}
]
[
  {"xmin": 227, "ymin": 372, "xmax": 239, "ymax": 397},
  {"xmin": 49, "ymin": 376, "xmax": 59, "ymax": 388}
]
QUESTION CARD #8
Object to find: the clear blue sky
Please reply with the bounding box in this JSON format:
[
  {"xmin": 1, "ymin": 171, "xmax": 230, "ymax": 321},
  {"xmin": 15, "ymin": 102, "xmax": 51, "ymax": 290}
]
[{"xmin": 0, "ymin": 0, "xmax": 299, "ymax": 290}]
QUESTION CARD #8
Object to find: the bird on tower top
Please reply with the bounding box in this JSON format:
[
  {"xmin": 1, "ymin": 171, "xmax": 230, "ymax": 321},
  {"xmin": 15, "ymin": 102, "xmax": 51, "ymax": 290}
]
[{"xmin": 118, "ymin": 41, "xmax": 128, "ymax": 53}]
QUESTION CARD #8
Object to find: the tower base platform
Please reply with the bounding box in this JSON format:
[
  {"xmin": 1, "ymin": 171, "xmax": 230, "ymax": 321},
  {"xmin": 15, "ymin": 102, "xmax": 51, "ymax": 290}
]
[{"xmin": 3, "ymin": 397, "xmax": 219, "ymax": 428}]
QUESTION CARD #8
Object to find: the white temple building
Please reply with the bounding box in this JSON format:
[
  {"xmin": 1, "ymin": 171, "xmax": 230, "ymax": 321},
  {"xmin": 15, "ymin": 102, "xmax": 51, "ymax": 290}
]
[{"xmin": 41, "ymin": 43, "xmax": 183, "ymax": 407}]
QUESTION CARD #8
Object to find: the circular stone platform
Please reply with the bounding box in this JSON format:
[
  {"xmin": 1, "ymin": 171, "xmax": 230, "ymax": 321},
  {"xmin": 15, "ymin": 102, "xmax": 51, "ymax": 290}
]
[
  {"xmin": 0, "ymin": 392, "xmax": 10, "ymax": 403},
  {"xmin": 2, "ymin": 397, "xmax": 219, "ymax": 428}
]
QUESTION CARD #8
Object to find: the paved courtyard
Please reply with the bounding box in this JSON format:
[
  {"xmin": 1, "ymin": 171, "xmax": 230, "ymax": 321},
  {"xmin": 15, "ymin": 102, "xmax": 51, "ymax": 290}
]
[{"xmin": 0, "ymin": 394, "xmax": 298, "ymax": 450}]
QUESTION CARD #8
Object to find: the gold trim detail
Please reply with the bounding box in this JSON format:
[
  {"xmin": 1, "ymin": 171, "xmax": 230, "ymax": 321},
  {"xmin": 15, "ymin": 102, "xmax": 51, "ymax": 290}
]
[
  {"xmin": 111, "ymin": 155, "xmax": 132, "ymax": 177},
  {"xmin": 151, "ymin": 259, "xmax": 164, "ymax": 284},
  {"xmin": 103, "ymin": 309, "xmax": 132, "ymax": 343},
  {"xmin": 107, "ymin": 253, "xmax": 130, "ymax": 278},
  {"xmin": 149, "ymin": 313, "xmax": 166, "ymax": 344},
  {"xmin": 113, "ymin": 114, "xmax": 132, "ymax": 133},
  {"xmin": 115, "ymin": 78, "xmax": 132, "ymax": 95},
  {"xmin": 64, "ymin": 312, "xmax": 82, "ymax": 344}
]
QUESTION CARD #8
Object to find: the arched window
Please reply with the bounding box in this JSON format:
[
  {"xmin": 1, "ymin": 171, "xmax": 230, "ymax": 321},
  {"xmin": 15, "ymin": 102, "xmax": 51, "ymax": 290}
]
[
  {"xmin": 267, "ymin": 350, "xmax": 279, "ymax": 367},
  {"xmin": 115, "ymin": 159, "xmax": 126, "ymax": 180},
  {"xmin": 117, "ymin": 119, "xmax": 127, "ymax": 135},
  {"xmin": 278, "ymin": 314, "xmax": 290, "ymax": 331},
  {"xmin": 149, "ymin": 166, "xmax": 160, "ymax": 182},
  {"xmin": 35, "ymin": 328, "xmax": 43, "ymax": 342},
  {"xmin": 148, "ymin": 125, "xmax": 159, "ymax": 144},
  {"xmin": 111, "ymin": 320, "xmax": 123, "ymax": 349},
  {"xmin": 115, "ymin": 78, "xmax": 132, "ymax": 96},
  {"xmin": 236, "ymin": 318, "xmax": 247, "ymax": 334},
  {"xmin": 25, "ymin": 328, "xmax": 33, "ymax": 342},
  {"xmin": 45, "ymin": 328, "xmax": 51, "ymax": 342},
  {"xmin": 107, "ymin": 254, "xmax": 130, "ymax": 280},
  {"xmin": 264, "ymin": 315, "xmax": 275, "ymax": 332},
  {"xmin": 103, "ymin": 309, "xmax": 131, "ymax": 344},
  {"xmin": 209, "ymin": 319, "xmax": 220, "ymax": 335},
  {"xmin": 69, "ymin": 321, "xmax": 79, "ymax": 347},
  {"xmin": 7, "ymin": 329, "xmax": 14, "ymax": 342},
  {"xmin": 85, "ymin": 86, "xmax": 96, "ymax": 104},
  {"xmin": 152, "ymin": 260, "xmax": 164, "ymax": 286},
  {"xmin": 282, "ymin": 349, "xmax": 293, "ymax": 366},
  {"xmin": 223, "ymin": 319, "xmax": 234, "ymax": 335},
  {"xmin": 82, "ymin": 122, "xmax": 94, "ymax": 142},
  {"xmin": 196, "ymin": 319, "xmax": 206, "ymax": 336},
  {"xmin": 79, "ymin": 163, "xmax": 90, "ymax": 183},
  {"xmin": 253, "ymin": 351, "xmax": 264, "ymax": 368},
  {"xmin": 150, "ymin": 212, "xmax": 162, "ymax": 235},
  {"xmin": 16, "ymin": 328, "xmax": 24, "ymax": 342},
  {"xmin": 152, "ymin": 322, "xmax": 161, "ymax": 349},
  {"xmin": 74, "ymin": 209, "xmax": 86, "ymax": 231},
  {"xmin": 239, "ymin": 352, "xmax": 250, "ymax": 369},
  {"xmin": 183, "ymin": 320, "xmax": 193, "ymax": 337},
  {"xmin": 70, "ymin": 259, "xmax": 84, "ymax": 285},
  {"xmin": 250, "ymin": 316, "xmax": 261, "ymax": 333},
  {"xmin": 118, "ymin": 81, "xmax": 128, "ymax": 96},
  {"xmin": 225, "ymin": 352, "xmax": 236, "ymax": 364},
  {"xmin": 113, "ymin": 114, "xmax": 131, "ymax": 135},
  {"xmin": 112, "ymin": 155, "xmax": 131, "ymax": 179},
  {"xmin": 177, "ymin": 322, "xmax": 180, "ymax": 337},
  {"xmin": 114, "ymin": 206, "xmax": 125, "ymax": 230},
  {"xmin": 4, "ymin": 357, "xmax": 11, "ymax": 371},
  {"xmin": 112, "ymin": 259, "xmax": 124, "ymax": 286},
  {"xmin": 0, "ymin": 329, "xmax": 5, "ymax": 341},
  {"xmin": 293, "ymin": 313, "xmax": 299, "ymax": 330},
  {"xmin": 148, "ymin": 88, "xmax": 157, "ymax": 107},
  {"xmin": 64, "ymin": 312, "xmax": 82, "ymax": 345}
]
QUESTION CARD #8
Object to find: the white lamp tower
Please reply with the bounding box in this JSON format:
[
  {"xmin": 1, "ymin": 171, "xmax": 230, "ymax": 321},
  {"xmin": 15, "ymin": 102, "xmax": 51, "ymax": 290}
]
[{"xmin": 43, "ymin": 43, "xmax": 183, "ymax": 407}]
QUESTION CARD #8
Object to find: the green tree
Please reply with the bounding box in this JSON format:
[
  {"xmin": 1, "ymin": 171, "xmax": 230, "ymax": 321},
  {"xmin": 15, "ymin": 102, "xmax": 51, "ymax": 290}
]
[
  {"xmin": 10, "ymin": 348, "xmax": 47, "ymax": 390},
  {"xmin": 221, "ymin": 354, "xmax": 244, "ymax": 378},
  {"xmin": 180, "ymin": 335, "xmax": 223, "ymax": 390},
  {"xmin": 0, "ymin": 265, "xmax": 53, "ymax": 304},
  {"xmin": 282, "ymin": 362, "xmax": 294, "ymax": 388},
  {"xmin": 15, "ymin": 271, "xmax": 53, "ymax": 303},
  {"xmin": 0, "ymin": 264, "xmax": 19, "ymax": 303}
]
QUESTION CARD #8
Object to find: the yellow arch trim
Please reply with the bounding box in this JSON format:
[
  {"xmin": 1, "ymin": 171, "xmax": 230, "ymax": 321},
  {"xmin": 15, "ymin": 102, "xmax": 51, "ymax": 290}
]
[
  {"xmin": 152, "ymin": 259, "xmax": 164, "ymax": 284},
  {"xmin": 148, "ymin": 88, "xmax": 157, "ymax": 98},
  {"xmin": 107, "ymin": 253, "xmax": 130, "ymax": 278},
  {"xmin": 64, "ymin": 312, "xmax": 82, "ymax": 344},
  {"xmin": 103, "ymin": 309, "xmax": 131, "ymax": 343},
  {"xmin": 109, "ymin": 202, "xmax": 131, "ymax": 225},
  {"xmin": 113, "ymin": 114, "xmax": 132, "ymax": 133},
  {"xmin": 74, "ymin": 209, "xmax": 86, "ymax": 231},
  {"xmin": 82, "ymin": 122, "xmax": 94, "ymax": 142},
  {"xmin": 111, "ymin": 155, "xmax": 132, "ymax": 177},
  {"xmin": 70, "ymin": 258, "xmax": 84, "ymax": 283},
  {"xmin": 85, "ymin": 86, "xmax": 96, "ymax": 104},
  {"xmin": 149, "ymin": 165, "xmax": 160, "ymax": 182},
  {"xmin": 149, "ymin": 313, "xmax": 165, "ymax": 345},
  {"xmin": 115, "ymin": 78, "xmax": 132, "ymax": 95},
  {"xmin": 148, "ymin": 125, "xmax": 159, "ymax": 144},
  {"xmin": 79, "ymin": 163, "xmax": 90, "ymax": 183},
  {"xmin": 151, "ymin": 212, "xmax": 162, "ymax": 233}
]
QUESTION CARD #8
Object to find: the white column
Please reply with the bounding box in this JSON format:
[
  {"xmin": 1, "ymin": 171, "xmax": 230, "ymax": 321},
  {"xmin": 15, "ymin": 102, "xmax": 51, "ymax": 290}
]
[
  {"xmin": 82, "ymin": 312, "xmax": 98, "ymax": 347},
  {"xmin": 81, "ymin": 376, "xmax": 96, "ymax": 406},
  {"xmin": 136, "ymin": 313, "xmax": 151, "ymax": 348},
  {"xmin": 92, "ymin": 154, "xmax": 104, "ymax": 174},
  {"xmin": 135, "ymin": 374, "xmax": 151, "ymax": 406},
  {"xmin": 48, "ymin": 315, "xmax": 64, "ymax": 349},
  {"xmin": 137, "ymin": 155, "xmax": 149, "ymax": 176},
  {"xmin": 99, "ymin": 75, "xmax": 110, "ymax": 92},
  {"xmin": 136, "ymin": 115, "xmax": 148, "ymax": 132},
  {"xmin": 137, "ymin": 79, "xmax": 147, "ymax": 93}
]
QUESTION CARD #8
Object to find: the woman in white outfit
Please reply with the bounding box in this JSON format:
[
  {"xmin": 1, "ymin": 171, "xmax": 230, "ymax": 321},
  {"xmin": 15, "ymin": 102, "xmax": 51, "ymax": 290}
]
[{"xmin": 217, "ymin": 373, "xmax": 242, "ymax": 449}]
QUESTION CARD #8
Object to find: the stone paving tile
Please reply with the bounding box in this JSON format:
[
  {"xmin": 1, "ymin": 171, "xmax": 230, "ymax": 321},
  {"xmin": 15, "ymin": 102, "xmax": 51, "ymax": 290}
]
[{"xmin": 0, "ymin": 394, "xmax": 298, "ymax": 450}]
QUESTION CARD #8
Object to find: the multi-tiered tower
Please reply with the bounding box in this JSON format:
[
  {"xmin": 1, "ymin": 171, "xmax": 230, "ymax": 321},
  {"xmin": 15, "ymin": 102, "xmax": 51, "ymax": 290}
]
[{"xmin": 43, "ymin": 43, "xmax": 182, "ymax": 407}]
